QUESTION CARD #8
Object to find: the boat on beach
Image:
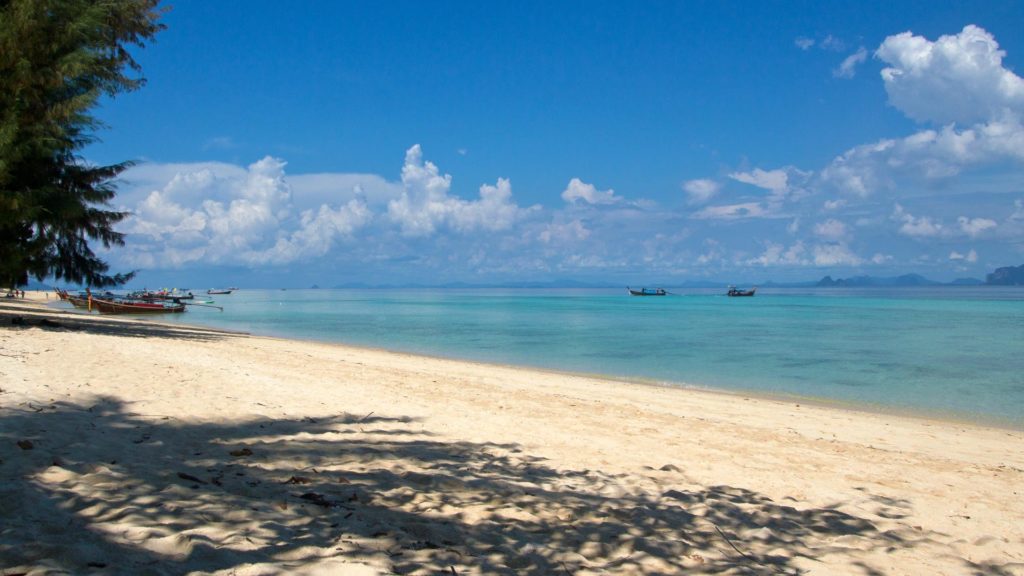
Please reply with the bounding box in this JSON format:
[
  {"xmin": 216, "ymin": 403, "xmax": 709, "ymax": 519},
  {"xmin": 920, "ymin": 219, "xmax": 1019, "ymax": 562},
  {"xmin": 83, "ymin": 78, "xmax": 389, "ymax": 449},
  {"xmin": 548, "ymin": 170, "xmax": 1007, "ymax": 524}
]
[
  {"xmin": 131, "ymin": 289, "xmax": 194, "ymax": 301},
  {"xmin": 727, "ymin": 286, "xmax": 756, "ymax": 297},
  {"xmin": 628, "ymin": 287, "xmax": 667, "ymax": 296},
  {"xmin": 89, "ymin": 297, "xmax": 186, "ymax": 314},
  {"xmin": 56, "ymin": 288, "xmax": 189, "ymax": 313}
]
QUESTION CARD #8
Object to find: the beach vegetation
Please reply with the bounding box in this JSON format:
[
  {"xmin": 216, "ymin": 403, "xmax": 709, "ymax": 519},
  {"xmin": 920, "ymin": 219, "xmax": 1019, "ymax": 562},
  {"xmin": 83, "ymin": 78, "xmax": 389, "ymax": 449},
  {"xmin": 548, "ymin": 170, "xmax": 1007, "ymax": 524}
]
[{"xmin": 0, "ymin": 0, "xmax": 164, "ymax": 287}]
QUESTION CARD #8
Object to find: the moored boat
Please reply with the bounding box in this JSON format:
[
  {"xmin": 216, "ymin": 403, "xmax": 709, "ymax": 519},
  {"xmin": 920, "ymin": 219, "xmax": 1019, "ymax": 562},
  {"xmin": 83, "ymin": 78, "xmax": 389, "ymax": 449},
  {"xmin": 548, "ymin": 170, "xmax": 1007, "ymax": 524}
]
[
  {"xmin": 628, "ymin": 287, "xmax": 667, "ymax": 296},
  {"xmin": 727, "ymin": 286, "xmax": 756, "ymax": 297},
  {"xmin": 207, "ymin": 289, "xmax": 233, "ymax": 295}
]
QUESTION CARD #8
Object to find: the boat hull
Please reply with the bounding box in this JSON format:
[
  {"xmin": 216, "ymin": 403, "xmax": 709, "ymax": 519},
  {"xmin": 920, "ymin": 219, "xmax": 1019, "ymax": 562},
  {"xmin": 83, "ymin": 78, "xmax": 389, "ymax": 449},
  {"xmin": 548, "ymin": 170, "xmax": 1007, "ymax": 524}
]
[{"xmin": 91, "ymin": 298, "xmax": 186, "ymax": 314}]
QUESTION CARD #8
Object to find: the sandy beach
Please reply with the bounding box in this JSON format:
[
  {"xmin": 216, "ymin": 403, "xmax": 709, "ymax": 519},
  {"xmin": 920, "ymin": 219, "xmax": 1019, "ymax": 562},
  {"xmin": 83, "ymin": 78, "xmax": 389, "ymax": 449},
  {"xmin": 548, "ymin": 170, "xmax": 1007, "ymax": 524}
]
[{"xmin": 1, "ymin": 293, "xmax": 1022, "ymax": 575}]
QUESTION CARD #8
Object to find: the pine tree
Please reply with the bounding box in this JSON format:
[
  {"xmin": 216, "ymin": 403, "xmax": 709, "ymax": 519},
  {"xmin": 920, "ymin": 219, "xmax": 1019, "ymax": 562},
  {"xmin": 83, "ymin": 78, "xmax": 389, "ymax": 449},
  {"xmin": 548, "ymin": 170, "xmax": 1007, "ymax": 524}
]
[{"xmin": 0, "ymin": 0, "xmax": 164, "ymax": 288}]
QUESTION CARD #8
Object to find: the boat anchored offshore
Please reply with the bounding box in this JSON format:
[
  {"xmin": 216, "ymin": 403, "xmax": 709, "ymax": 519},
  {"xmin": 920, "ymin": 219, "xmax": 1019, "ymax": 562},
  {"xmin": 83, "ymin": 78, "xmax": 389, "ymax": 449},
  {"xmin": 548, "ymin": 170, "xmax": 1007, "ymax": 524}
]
[
  {"xmin": 628, "ymin": 287, "xmax": 667, "ymax": 296},
  {"xmin": 727, "ymin": 286, "xmax": 756, "ymax": 297}
]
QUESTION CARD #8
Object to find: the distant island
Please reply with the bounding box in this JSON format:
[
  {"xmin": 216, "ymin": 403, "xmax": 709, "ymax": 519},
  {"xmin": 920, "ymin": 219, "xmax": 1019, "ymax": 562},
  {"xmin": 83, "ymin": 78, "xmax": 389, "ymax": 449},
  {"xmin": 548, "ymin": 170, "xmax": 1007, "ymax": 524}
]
[
  {"xmin": 986, "ymin": 264, "xmax": 1024, "ymax": 285},
  {"xmin": 20, "ymin": 263, "xmax": 1024, "ymax": 291},
  {"xmin": 815, "ymin": 264, "xmax": 1023, "ymax": 287},
  {"xmin": 815, "ymin": 273, "xmax": 983, "ymax": 288}
]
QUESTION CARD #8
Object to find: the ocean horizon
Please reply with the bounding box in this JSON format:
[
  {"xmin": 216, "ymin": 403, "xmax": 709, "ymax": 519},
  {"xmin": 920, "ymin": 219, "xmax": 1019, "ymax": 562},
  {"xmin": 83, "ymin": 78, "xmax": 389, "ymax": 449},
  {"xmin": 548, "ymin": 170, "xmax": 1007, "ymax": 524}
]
[{"xmin": 55, "ymin": 286, "xmax": 1024, "ymax": 428}]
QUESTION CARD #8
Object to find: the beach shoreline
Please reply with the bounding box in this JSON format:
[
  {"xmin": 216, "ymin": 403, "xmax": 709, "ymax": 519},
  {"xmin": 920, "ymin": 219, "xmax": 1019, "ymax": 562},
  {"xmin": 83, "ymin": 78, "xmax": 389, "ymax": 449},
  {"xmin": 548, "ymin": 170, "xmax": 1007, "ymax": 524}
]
[
  {"xmin": 2, "ymin": 293, "xmax": 1023, "ymax": 574},
  {"xmin": 23, "ymin": 290, "xmax": 1024, "ymax": 432}
]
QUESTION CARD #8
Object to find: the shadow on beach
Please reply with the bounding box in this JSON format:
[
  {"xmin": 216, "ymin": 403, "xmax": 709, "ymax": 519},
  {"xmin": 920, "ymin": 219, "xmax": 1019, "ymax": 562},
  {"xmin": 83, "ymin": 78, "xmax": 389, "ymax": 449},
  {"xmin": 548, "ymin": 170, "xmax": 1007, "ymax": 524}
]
[
  {"xmin": 0, "ymin": 394, "xmax": 987, "ymax": 575},
  {"xmin": 0, "ymin": 300, "xmax": 242, "ymax": 343}
]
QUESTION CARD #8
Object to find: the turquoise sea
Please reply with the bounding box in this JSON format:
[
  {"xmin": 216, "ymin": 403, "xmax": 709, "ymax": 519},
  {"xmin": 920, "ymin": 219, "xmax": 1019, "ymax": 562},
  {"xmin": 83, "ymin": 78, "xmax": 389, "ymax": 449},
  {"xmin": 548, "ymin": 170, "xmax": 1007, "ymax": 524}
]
[{"xmin": 79, "ymin": 287, "xmax": 1024, "ymax": 427}]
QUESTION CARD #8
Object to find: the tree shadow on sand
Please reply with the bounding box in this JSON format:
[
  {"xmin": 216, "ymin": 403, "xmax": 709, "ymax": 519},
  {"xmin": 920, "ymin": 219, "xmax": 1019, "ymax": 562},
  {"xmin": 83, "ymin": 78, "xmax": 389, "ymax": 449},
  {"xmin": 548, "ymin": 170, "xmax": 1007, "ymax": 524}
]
[
  {"xmin": 0, "ymin": 301, "xmax": 243, "ymax": 343},
  {"xmin": 0, "ymin": 397, "xmax": 993, "ymax": 575}
]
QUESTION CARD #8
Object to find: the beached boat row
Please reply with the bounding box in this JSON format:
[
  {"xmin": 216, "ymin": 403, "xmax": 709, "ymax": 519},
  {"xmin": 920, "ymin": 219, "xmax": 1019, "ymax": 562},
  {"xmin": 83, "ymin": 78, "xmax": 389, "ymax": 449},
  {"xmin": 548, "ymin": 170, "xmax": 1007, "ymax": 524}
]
[{"xmin": 55, "ymin": 288, "xmax": 227, "ymax": 314}]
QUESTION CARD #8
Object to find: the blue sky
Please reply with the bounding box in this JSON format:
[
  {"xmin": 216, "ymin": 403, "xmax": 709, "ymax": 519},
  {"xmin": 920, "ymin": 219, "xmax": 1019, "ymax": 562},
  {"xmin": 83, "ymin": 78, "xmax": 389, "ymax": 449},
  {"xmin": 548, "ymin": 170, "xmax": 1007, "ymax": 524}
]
[{"xmin": 87, "ymin": 1, "xmax": 1024, "ymax": 287}]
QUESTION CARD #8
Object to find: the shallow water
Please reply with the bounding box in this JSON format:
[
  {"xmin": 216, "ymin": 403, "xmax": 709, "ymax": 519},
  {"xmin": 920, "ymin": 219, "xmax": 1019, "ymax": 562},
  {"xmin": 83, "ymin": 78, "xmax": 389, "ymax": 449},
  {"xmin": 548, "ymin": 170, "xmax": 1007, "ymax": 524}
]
[{"xmin": 100, "ymin": 287, "xmax": 1024, "ymax": 427}]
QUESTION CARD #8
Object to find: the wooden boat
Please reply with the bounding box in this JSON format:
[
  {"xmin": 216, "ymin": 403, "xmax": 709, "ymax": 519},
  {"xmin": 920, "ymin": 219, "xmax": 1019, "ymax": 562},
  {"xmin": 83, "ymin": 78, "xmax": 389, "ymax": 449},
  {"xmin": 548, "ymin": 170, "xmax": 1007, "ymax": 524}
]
[
  {"xmin": 66, "ymin": 295, "xmax": 90, "ymax": 308},
  {"xmin": 628, "ymin": 287, "xmax": 667, "ymax": 296},
  {"xmin": 206, "ymin": 289, "xmax": 233, "ymax": 295},
  {"xmin": 131, "ymin": 290, "xmax": 194, "ymax": 301},
  {"xmin": 727, "ymin": 286, "xmax": 756, "ymax": 297},
  {"xmin": 90, "ymin": 297, "xmax": 186, "ymax": 314}
]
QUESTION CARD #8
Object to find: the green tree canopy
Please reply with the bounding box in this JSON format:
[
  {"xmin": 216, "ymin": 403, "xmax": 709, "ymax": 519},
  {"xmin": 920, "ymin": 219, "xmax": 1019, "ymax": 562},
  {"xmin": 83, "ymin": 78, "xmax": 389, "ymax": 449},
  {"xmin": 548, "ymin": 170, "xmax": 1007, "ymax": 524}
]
[{"xmin": 0, "ymin": 0, "xmax": 164, "ymax": 288}]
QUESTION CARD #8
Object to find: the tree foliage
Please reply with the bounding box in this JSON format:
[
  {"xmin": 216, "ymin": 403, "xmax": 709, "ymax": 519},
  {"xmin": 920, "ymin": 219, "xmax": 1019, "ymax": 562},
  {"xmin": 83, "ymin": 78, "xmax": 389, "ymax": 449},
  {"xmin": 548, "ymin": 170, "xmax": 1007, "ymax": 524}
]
[{"xmin": 0, "ymin": 0, "xmax": 164, "ymax": 287}]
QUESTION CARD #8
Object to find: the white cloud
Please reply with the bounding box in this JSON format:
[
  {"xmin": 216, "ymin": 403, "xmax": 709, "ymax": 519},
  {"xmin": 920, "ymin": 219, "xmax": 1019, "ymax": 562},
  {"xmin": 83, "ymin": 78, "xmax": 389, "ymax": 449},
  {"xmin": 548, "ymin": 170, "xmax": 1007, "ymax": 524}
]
[
  {"xmin": 123, "ymin": 156, "xmax": 330, "ymax": 267},
  {"xmin": 893, "ymin": 204, "xmax": 944, "ymax": 238},
  {"xmin": 949, "ymin": 249, "xmax": 979, "ymax": 262},
  {"xmin": 730, "ymin": 168, "xmax": 789, "ymax": 194},
  {"xmin": 819, "ymin": 26, "xmax": 1024, "ymax": 198},
  {"xmin": 813, "ymin": 219, "xmax": 850, "ymax": 241},
  {"xmin": 819, "ymin": 115, "xmax": 1024, "ymax": 196},
  {"xmin": 561, "ymin": 178, "xmax": 620, "ymax": 205},
  {"xmin": 387, "ymin": 145, "xmax": 532, "ymax": 236},
  {"xmin": 795, "ymin": 37, "xmax": 815, "ymax": 51},
  {"xmin": 957, "ymin": 216, "xmax": 997, "ymax": 237},
  {"xmin": 682, "ymin": 178, "xmax": 720, "ymax": 204},
  {"xmin": 877, "ymin": 25, "xmax": 1024, "ymax": 125},
  {"xmin": 821, "ymin": 35, "xmax": 846, "ymax": 52},
  {"xmin": 259, "ymin": 199, "xmax": 372, "ymax": 265},
  {"xmin": 538, "ymin": 219, "xmax": 590, "ymax": 245},
  {"xmin": 834, "ymin": 47, "xmax": 868, "ymax": 79},
  {"xmin": 748, "ymin": 241, "xmax": 806, "ymax": 266},
  {"xmin": 823, "ymin": 199, "xmax": 847, "ymax": 211},
  {"xmin": 812, "ymin": 243, "xmax": 863, "ymax": 266},
  {"xmin": 692, "ymin": 202, "xmax": 769, "ymax": 220},
  {"xmin": 729, "ymin": 167, "xmax": 811, "ymax": 202}
]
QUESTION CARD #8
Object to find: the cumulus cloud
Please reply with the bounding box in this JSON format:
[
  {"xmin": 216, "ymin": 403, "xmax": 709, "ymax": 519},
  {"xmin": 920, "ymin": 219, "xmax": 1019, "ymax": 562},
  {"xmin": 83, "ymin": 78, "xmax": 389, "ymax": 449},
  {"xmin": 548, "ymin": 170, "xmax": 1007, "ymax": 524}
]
[
  {"xmin": 682, "ymin": 178, "xmax": 720, "ymax": 204},
  {"xmin": 748, "ymin": 241, "xmax": 806, "ymax": 266},
  {"xmin": 819, "ymin": 115, "xmax": 1024, "ymax": 196},
  {"xmin": 813, "ymin": 219, "xmax": 850, "ymax": 241},
  {"xmin": 818, "ymin": 26, "xmax": 1024, "ymax": 198},
  {"xmin": 957, "ymin": 216, "xmax": 997, "ymax": 237},
  {"xmin": 561, "ymin": 178, "xmax": 620, "ymax": 205},
  {"xmin": 812, "ymin": 243, "xmax": 863, "ymax": 266},
  {"xmin": 877, "ymin": 25, "xmax": 1024, "ymax": 125},
  {"xmin": 387, "ymin": 145, "xmax": 532, "ymax": 236},
  {"xmin": 122, "ymin": 156, "xmax": 377, "ymax": 267},
  {"xmin": 834, "ymin": 47, "xmax": 868, "ymax": 79},
  {"xmin": 538, "ymin": 219, "xmax": 590, "ymax": 245},
  {"xmin": 949, "ymin": 249, "xmax": 979, "ymax": 262},
  {"xmin": 893, "ymin": 204, "xmax": 944, "ymax": 238}
]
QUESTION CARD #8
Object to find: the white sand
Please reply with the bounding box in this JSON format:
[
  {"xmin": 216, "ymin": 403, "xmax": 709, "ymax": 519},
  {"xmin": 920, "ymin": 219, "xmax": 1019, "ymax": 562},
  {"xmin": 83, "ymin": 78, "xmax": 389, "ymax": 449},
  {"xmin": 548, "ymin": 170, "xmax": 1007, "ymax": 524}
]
[{"xmin": 1, "ymin": 293, "xmax": 1022, "ymax": 575}]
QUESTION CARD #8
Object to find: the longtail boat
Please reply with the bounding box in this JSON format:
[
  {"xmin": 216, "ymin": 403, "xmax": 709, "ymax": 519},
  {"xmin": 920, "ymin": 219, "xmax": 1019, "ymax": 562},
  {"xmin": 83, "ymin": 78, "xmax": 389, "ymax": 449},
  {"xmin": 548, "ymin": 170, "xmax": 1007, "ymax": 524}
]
[
  {"xmin": 627, "ymin": 287, "xmax": 667, "ymax": 296},
  {"xmin": 727, "ymin": 286, "xmax": 756, "ymax": 297},
  {"xmin": 90, "ymin": 297, "xmax": 186, "ymax": 314},
  {"xmin": 130, "ymin": 290, "xmax": 194, "ymax": 301}
]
